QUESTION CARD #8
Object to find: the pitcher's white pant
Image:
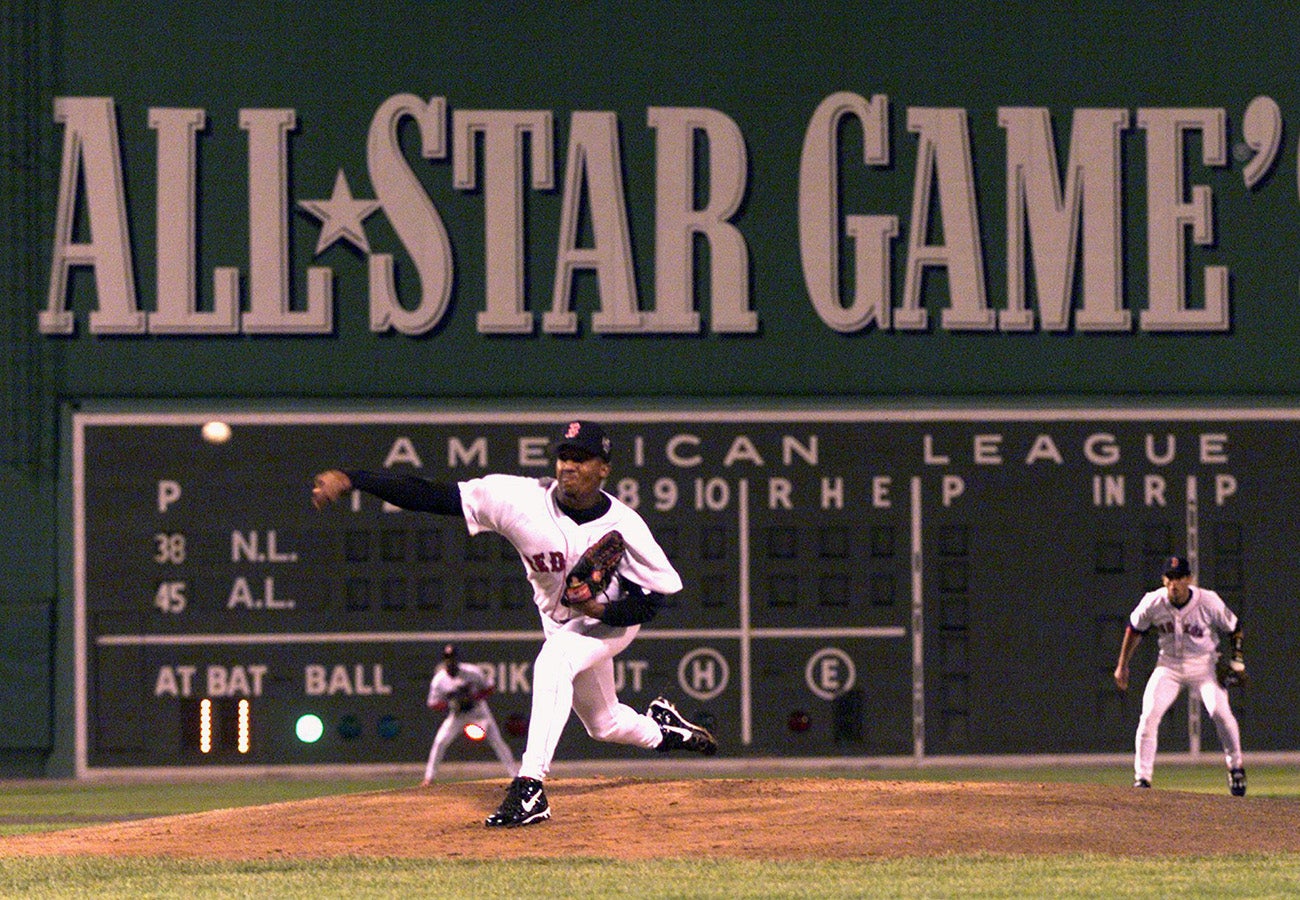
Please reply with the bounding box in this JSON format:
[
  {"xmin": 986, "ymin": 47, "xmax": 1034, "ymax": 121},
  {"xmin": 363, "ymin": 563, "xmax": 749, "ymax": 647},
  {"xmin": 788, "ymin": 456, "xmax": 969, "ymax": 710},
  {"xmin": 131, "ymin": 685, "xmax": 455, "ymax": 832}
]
[
  {"xmin": 424, "ymin": 704, "xmax": 517, "ymax": 782},
  {"xmin": 1134, "ymin": 654, "xmax": 1243, "ymax": 782},
  {"xmin": 518, "ymin": 618, "xmax": 662, "ymax": 781}
]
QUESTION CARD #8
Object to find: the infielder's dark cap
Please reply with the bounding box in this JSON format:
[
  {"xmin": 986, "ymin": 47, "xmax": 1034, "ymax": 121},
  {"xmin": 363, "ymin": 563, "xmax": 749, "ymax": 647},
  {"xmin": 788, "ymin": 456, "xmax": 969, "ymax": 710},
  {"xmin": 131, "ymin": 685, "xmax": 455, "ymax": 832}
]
[
  {"xmin": 1163, "ymin": 555, "xmax": 1191, "ymax": 578},
  {"xmin": 442, "ymin": 643, "xmax": 458, "ymax": 658},
  {"xmin": 554, "ymin": 420, "xmax": 612, "ymax": 461}
]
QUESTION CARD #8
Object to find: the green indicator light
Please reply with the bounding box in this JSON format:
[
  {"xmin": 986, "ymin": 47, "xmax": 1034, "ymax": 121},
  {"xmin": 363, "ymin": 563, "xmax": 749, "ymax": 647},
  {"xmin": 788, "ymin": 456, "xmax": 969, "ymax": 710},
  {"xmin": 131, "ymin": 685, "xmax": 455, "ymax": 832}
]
[{"xmin": 295, "ymin": 714, "xmax": 324, "ymax": 743}]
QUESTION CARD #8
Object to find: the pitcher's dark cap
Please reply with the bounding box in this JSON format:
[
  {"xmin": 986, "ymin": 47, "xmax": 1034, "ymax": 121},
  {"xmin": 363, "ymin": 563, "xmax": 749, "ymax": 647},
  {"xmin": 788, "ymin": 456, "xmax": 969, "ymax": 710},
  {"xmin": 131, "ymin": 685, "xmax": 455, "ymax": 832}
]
[
  {"xmin": 1163, "ymin": 556, "xmax": 1191, "ymax": 578},
  {"xmin": 554, "ymin": 420, "xmax": 611, "ymax": 461}
]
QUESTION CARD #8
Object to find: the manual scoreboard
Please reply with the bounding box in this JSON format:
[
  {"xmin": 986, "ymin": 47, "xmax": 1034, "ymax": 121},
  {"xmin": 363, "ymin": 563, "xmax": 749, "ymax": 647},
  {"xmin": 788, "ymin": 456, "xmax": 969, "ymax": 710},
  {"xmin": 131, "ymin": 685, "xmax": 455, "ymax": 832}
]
[{"xmin": 70, "ymin": 407, "xmax": 1296, "ymax": 774}]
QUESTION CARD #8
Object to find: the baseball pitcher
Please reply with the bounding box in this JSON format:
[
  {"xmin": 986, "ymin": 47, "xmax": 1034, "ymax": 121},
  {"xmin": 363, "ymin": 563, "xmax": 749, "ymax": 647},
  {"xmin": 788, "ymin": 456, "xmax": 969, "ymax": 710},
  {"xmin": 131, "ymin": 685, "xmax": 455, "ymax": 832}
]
[{"xmin": 312, "ymin": 419, "xmax": 717, "ymax": 828}]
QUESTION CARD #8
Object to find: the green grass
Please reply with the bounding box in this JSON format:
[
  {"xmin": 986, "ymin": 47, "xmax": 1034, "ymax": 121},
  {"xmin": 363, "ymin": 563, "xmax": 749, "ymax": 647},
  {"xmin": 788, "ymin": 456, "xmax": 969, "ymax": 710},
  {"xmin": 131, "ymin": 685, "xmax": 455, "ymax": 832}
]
[
  {"xmin": 0, "ymin": 778, "xmax": 410, "ymax": 836},
  {"xmin": 2, "ymin": 855, "xmax": 1300, "ymax": 900},
  {"xmin": 1, "ymin": 766, "xmax": 1297, "ymax": 898}
]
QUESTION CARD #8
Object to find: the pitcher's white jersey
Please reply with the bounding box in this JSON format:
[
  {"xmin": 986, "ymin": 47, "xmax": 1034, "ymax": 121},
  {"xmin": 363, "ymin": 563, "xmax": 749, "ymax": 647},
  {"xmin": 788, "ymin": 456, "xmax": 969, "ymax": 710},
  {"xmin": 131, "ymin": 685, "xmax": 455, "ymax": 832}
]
[
  {"xmin": 458, "ymin": 474, "xmax": 682, "ymax": 623},
  {"xmin": 1129, "ymin": 586, "xmax": 1238, "ymax": 664}
]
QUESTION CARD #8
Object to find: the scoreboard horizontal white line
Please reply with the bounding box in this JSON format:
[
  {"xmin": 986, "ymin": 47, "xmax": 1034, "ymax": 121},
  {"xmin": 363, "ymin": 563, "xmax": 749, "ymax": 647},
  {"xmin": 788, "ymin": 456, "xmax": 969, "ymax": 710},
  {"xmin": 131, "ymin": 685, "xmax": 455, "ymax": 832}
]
[
  {"xmin": 72, "ymin": 406, "xmax": 1300, "ymax": 426},
  {"xmin": 94, "ymin": 626, "xmax": 907, "ymax": 646}
]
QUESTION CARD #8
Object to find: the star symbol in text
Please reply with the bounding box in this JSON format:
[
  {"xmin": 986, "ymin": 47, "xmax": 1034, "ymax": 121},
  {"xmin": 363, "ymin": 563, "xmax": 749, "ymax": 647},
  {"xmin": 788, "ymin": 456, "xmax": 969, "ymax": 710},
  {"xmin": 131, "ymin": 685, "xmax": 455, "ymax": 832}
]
[{"xmin": 297, "ymin": 170, "xmax": 382, "ymax": 255}]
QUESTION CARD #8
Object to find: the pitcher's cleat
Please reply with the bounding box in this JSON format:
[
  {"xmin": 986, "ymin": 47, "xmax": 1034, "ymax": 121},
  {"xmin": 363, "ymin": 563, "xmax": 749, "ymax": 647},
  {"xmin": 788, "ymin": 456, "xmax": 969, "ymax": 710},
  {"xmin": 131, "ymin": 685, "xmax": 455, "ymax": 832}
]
[
  {"xmin": 485, "ymin": 776, "xmax": 551, "ymax": 827},
  {"xmin": 648, "ymin": 696, "xmax": 718, "ymax": 756}
]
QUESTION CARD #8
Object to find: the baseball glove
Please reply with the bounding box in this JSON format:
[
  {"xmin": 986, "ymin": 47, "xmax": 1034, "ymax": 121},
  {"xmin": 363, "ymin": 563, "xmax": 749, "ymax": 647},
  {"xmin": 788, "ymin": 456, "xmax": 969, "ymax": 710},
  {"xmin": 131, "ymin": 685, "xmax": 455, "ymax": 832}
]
[
  {"xmin": 1217, "ymin": 656, "xmax": 1248, "ymax": 690},
  {"xmin": 561, "ymin": 530, "xmax": 625, "ymax": 606},
  {"xmin": 448, "ymin": 685, "xmax": 477, "ymax": 714}
]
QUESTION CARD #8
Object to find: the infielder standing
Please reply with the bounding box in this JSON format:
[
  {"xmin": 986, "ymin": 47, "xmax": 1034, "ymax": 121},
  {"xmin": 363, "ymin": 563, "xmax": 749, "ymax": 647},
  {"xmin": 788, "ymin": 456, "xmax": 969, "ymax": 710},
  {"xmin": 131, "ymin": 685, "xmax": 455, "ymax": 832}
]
[
  {"xmin": 1113, "ymin": 555, "xmax": 1247, "ymax": 796},
  {"xmin": 422, "ymin": 643, "xmax": 518, "ymax": 785},
  {"xmin": 312, "ymin": 419, "xmax": 717, "ymax": 827}
]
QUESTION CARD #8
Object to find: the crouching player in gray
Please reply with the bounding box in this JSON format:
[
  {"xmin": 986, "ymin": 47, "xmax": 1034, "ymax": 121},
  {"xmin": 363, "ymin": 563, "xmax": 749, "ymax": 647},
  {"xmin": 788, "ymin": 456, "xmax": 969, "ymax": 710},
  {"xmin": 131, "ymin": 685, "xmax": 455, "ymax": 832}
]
[{"xmin": 423, "ymin": 643, "xmax": 517, "ymax": 785}]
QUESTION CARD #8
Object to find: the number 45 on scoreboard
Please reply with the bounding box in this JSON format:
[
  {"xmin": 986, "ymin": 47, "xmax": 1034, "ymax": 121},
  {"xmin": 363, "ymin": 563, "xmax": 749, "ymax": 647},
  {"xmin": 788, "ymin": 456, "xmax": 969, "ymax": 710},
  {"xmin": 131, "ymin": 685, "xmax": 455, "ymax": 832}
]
[{"xmin": 155, "ymin": 580, "xmax": 187, "ymax": 614}]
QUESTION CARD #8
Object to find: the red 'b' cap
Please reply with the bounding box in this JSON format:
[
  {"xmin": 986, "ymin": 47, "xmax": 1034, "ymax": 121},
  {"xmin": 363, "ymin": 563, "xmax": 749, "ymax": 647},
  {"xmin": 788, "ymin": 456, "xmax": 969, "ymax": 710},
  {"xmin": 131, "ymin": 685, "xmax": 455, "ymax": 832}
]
[{"xmin": 554, "ymin": 420, "xmax": 611, "ymax": 461}]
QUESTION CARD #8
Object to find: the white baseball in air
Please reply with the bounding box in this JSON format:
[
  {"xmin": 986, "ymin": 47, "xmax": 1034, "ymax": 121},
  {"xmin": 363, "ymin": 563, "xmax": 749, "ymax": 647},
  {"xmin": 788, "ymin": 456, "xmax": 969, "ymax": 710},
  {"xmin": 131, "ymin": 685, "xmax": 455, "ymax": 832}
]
[{"xmin": 201, "ymin": 420, "xmax": 232, "ymax": 444}]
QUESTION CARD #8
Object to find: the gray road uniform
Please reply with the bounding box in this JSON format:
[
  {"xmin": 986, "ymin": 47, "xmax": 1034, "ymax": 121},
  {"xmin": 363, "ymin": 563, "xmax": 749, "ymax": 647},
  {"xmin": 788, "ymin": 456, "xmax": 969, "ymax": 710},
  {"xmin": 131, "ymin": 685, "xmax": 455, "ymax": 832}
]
[{"xmin": 423, "ymin": 658, "xmax": 517, "ymax": 783}]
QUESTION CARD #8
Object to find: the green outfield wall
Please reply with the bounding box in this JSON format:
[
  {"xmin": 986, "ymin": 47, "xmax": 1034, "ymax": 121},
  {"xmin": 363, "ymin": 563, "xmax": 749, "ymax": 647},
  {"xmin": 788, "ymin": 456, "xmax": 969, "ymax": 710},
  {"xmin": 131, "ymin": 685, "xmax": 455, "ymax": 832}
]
[{"xmin": 4, "ymin": 1, "xmax": 1300, "ymax": 776}]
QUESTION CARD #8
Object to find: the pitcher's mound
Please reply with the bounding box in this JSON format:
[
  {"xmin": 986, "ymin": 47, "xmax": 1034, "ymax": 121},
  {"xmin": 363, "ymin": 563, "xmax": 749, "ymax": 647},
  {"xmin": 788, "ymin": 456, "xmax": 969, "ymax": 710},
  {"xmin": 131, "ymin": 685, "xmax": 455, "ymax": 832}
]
[{"xmin": 4, "ymin": 778, "xmax": 1298, "ymax": 860}]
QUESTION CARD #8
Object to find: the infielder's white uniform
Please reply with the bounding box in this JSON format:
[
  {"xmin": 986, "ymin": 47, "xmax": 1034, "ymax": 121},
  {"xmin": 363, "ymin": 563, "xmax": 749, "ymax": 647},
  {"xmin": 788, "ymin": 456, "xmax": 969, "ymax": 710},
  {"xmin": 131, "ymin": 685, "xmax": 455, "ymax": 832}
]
[
  {"xmin": 1127, "ymin": 585, "xmax": 1244, "ymax": 782},
  {"xmin": 459, "ymin": 474, "xmax": 683, "ymax": 782},
  {"xmin": 424, "ymin": 660, "xmax": 517, "ymax": 782}
]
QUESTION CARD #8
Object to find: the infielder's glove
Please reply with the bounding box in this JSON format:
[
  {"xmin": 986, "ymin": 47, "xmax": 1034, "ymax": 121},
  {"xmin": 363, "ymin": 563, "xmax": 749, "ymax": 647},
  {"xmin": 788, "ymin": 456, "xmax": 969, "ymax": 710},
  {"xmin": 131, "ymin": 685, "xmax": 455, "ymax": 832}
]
[
  {"xmin": 448, "ymin": 686, "xmax": 476, "ymax": 714},
  {"xmin": 1217, "ymin": 656, "xmax": 1248, "ymax": 689},
  {"xmin": 561, "ymin": 530, "xmax": 625, "ymax": 606}
]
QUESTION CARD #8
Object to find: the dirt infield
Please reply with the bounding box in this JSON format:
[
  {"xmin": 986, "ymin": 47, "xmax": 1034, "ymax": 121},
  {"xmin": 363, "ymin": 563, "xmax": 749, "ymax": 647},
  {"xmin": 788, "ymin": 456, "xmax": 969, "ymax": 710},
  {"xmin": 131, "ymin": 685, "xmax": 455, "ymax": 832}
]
[{"xmin": 4, "ymin": 778, "xmax": 1299, "ymax": 860}]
